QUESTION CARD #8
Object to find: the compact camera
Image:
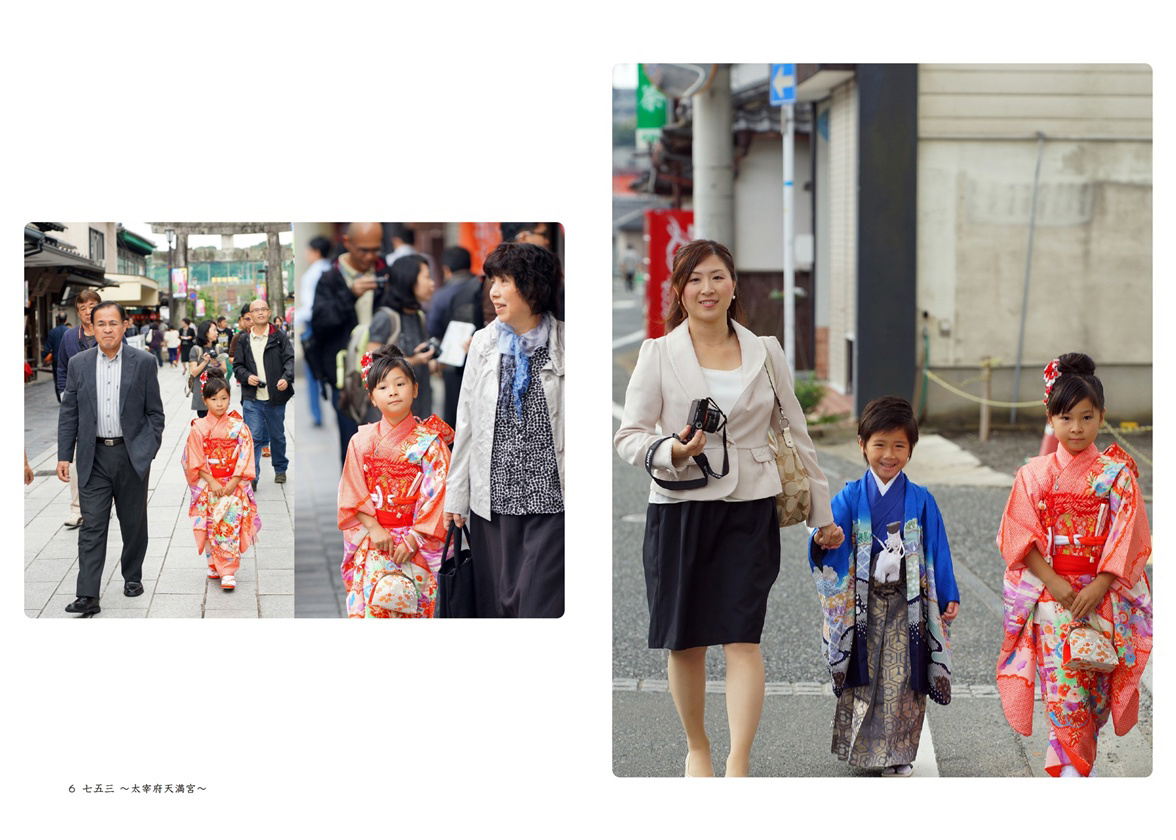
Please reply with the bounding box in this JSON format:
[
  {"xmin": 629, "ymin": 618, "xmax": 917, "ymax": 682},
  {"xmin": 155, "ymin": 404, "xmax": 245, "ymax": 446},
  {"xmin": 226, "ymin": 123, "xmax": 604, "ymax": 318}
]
[
  {"xmin": 425, "ymin": 337, "xmax": 442, "ymax": 356},
  {"xmin": 256, "ymin": 381, "xmax": 267, "ymax": 389},
  {"xmin": 683, "ymin": 397, "xmax": 723, "ymax": 441}
]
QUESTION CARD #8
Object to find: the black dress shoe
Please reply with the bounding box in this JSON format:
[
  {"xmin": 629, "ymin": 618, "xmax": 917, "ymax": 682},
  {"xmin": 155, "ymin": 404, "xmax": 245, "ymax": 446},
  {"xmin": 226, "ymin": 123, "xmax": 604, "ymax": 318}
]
[
  {"xmin": 124, "ymin": 581, "xmax": 145, "ymax": 597},
  {"xmin": 64, "ymin": 596, "xmax": 101, "ymax": 615}
]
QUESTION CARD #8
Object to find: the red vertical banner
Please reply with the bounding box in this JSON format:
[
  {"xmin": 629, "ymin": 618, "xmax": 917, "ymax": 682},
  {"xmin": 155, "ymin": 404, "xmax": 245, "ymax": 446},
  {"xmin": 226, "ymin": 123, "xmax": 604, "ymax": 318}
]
[{"xmin": 644, "ymin": 209, "xmax": 695, "ymax": 339}]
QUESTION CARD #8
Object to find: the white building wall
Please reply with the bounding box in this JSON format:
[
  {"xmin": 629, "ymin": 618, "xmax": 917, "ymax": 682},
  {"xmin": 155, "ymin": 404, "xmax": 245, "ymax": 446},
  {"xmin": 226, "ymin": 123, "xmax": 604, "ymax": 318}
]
[
  {"xmin": 59, "ymin": 222, "xmax": 117, "ymax": 269},
  {"xmin": 734, "ymin": 133, "xmax": 812, "ymax": 272},
  {"xmin": 916, "ymin": 64, "xmax": 1152, "ymax": 418}
]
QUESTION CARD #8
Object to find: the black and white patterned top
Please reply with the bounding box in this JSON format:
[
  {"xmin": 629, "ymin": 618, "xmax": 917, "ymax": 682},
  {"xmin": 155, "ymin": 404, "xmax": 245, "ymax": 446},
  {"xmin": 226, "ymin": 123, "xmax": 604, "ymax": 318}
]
[{"xmin": 489, "ymin": 345, "xmax": 564, "ymax": 515}]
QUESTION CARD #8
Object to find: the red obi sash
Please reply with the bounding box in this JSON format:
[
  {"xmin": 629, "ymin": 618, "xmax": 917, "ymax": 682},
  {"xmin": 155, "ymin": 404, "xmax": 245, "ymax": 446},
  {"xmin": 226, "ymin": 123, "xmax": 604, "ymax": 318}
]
[
  {"xmin": 204, "ymin": 437, "xmax": 239, "ymax": 480},
  {"xmin": 364, "ymin": 454, "xmax": 422, "ymax": 529},
  {"xmin": 1052, "ymin": 552, "xmax": 1101, "ymax": 575}
]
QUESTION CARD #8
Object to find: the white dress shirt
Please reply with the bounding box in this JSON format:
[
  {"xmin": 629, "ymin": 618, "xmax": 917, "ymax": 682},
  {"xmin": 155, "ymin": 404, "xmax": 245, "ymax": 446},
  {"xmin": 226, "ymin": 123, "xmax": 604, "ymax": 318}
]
[{"xmin": 95, "ymin": 345, "xmax": 124, "ymax": 438}]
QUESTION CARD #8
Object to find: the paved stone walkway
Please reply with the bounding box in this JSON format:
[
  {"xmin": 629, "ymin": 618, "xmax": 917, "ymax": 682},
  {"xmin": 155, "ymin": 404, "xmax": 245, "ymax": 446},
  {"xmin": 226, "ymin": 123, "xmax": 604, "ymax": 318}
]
[{"xmin": 23, "ymin": 358, "xmax": 295, "ymax": 618}]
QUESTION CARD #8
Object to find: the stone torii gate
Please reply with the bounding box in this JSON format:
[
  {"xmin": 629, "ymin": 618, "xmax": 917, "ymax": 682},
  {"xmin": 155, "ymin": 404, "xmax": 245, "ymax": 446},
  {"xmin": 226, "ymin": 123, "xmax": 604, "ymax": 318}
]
[{"xmin": 148, "ymin": 222, "xmax": 291, "ymax": 324}]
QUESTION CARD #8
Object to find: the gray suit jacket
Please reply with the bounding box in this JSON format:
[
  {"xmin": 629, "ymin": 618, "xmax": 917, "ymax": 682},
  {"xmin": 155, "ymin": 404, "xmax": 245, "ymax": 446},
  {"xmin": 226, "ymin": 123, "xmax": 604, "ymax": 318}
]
[{"xmin": 58, "ymin": 345, "xmax": 165, "ymax": 486}]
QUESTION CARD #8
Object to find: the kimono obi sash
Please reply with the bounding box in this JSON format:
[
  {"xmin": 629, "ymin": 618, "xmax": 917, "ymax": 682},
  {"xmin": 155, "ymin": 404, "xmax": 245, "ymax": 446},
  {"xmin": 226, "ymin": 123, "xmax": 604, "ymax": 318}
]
[
  {"xmin": 1041, "ymin": 489, "xmax": 1109, "ymax": 561},
  {"xmin": 203, "ymin": 437, "xmax": 240, "ymax": 480},
  {"xmin": 364, "ymin": 454, "xmax": 422, "ymax": 529},
  {"xmin": 1052, "ymin": 552, "xmax": 1101, "ymax": 575}
]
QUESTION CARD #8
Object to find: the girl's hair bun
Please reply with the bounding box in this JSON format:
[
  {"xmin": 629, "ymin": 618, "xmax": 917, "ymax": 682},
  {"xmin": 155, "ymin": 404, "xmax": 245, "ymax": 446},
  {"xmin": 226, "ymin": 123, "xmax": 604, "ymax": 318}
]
[{"xmin": 1057, "ymin": 352, "xmax": 1096, "ymax": 378}]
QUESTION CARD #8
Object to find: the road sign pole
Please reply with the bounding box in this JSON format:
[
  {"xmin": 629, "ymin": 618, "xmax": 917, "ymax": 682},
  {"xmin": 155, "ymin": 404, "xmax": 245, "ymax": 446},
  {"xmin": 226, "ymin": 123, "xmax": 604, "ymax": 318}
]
[
  {"xmin": 771, "ymin": 64, "xmax": 798, "ymax": 377},
  {"xmin": 783, "ymin": 103, "xmax": 796, "ymax": 378}
]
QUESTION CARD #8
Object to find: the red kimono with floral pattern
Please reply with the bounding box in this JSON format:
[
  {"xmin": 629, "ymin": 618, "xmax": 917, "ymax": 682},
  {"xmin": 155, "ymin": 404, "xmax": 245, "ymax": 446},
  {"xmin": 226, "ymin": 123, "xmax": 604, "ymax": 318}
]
[
  {"xmin": 183, "ymin": 410, "xmax": 260, "ymax": 577},
  {"xmin": 996, "ymin": 442, "xmax": 1151, "ymax": 776},
  {"xmin": 338, "ymin": 414, "xmax": 453, "ymax": 618}
]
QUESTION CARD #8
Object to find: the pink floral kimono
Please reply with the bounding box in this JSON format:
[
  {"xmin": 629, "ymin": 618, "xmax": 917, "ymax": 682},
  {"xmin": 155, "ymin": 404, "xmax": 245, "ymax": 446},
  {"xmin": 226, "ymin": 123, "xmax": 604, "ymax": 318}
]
[
  {"xmin": 183, "ymin": 410, "xmax": 261, "ymax": 578},
  {"xmin": 996, "ymin": 442, "xmax": 1152, "ymax": 776},
  {"xmin": 338, "ymin": 414, "xmax": 453, "ymax": 618}
]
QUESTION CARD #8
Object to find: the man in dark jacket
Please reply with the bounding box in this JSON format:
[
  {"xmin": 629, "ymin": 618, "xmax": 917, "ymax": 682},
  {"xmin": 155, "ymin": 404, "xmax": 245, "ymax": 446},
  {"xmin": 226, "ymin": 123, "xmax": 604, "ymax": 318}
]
[
  {"xmin": 44, "ymin": 314, "xmax": 69, "ymax": 368},
  {"xmin": 55, "ymin": 289, "xmax": 102, "ymax": 527},
  {"xmin": 233, "ymin": 298, "xmax": 295, "ymax": 487},
  {"xmin": 309, "ymin": 222, "xmax": 389, "ymax": 463}
]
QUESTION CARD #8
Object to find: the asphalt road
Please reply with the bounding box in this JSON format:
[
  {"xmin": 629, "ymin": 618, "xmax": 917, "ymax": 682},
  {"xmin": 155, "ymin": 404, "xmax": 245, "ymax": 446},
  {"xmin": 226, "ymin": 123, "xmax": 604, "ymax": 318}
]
[{"xmin": 609, "ymin": 282, "xmax": 1153, "ymax": 778}]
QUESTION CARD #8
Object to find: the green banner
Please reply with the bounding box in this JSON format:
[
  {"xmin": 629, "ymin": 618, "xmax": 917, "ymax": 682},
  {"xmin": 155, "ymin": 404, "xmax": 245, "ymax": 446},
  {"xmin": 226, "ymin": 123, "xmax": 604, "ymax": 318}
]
[{"xmin": 636, "ymin": 63, "xmax": 667, "ymax": 148}]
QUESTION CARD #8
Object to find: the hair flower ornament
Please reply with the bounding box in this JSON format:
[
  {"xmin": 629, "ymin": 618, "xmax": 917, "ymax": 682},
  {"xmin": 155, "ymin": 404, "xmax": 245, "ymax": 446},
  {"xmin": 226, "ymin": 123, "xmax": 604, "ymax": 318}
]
[
  {"xmin": 360, "ymin": 352, "xmax": 373, "ymax": 381},
  {"xmin": 1042, "ymin": 358, "xmax": 1061, "ymax": 405}
]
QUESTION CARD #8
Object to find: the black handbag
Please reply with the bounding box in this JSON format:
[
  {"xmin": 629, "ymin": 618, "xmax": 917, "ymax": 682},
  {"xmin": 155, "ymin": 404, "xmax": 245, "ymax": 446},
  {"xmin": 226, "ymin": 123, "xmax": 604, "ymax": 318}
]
[{"xmin": 437, "ymin": 522, "xmax": 476, "ymax": 618}]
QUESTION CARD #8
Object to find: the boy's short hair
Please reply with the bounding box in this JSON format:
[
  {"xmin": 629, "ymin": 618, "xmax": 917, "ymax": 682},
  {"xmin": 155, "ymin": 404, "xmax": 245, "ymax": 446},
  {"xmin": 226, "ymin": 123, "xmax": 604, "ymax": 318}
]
[{"xmin": 857, "ymin": 395, "xmax": 919, "ymax": 450}]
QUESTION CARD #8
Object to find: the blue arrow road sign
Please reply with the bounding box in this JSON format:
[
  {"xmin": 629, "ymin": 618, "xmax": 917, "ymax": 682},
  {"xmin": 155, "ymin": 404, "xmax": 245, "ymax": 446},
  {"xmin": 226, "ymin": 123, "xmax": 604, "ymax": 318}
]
[{"xmin": 770, "ymin": 63, "xmax": 795, "ymax": 105}]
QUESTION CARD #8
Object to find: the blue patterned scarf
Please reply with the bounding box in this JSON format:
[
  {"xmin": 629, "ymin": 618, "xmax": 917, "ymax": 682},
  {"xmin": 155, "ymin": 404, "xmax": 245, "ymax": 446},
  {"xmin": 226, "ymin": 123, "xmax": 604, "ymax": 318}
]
[{"xmin": 495, "ymin": 314, "xmax": 551, "ymax": 418}]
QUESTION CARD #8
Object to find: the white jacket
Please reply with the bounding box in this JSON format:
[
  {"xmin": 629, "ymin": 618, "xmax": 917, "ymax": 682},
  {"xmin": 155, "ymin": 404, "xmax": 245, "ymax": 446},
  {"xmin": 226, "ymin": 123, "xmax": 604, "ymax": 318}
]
[
  {"xmin": 614, "ymin": 320, "xmax": 833, "ymax": 527},
  {"xmin": 445, "ymin": 318, "xmax": 565, "ymax": 520}
]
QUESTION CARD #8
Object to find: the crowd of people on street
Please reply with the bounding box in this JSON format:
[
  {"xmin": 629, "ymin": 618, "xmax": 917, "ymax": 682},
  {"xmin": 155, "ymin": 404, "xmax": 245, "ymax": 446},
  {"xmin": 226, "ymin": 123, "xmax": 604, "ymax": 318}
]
[
  {"xmin": 614, "ymin": 238, "xmax": 1152, "ymax": 778},
  {"xmin": 306, "ymin": 223, "xmax": 566, "ymax": 619},
  {"xmin": 40, "ymin": 281, "xmax": 293, "ymax": 616}
]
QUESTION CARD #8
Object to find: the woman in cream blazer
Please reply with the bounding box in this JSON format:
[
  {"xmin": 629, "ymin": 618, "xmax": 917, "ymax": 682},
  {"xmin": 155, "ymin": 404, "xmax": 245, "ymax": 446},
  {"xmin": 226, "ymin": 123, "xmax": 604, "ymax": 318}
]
[{"xmin": 615, "ymin": 239, "xmax": 843, "ymax": 777}]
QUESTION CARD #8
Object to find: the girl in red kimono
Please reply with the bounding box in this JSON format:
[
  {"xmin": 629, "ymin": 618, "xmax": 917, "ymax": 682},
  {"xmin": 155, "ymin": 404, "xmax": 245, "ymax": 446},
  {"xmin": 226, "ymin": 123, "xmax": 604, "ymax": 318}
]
[
  {"xmin": 183, "ymin": 372, "xmax": 261, "ymax": 591},
  {"xmin": 997, "ymin": 353, "xmax": 1152, "ymax": 777},
  {"xmin": 338, "ymin": 343, "xmax": 453, "ymax": 618}
]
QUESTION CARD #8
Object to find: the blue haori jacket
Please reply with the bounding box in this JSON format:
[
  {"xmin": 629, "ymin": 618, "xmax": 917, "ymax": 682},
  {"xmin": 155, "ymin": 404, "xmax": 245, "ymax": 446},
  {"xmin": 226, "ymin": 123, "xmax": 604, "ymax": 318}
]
[{"xmin": 808, "ymin": 471, "xmax": 959, "ymax": 704}]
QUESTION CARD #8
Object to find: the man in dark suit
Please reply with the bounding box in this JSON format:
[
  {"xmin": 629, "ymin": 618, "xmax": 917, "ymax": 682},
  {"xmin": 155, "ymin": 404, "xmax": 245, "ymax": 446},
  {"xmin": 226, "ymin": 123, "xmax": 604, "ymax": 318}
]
[{"xmin": 57, "ymin": 301, "xmax": 165, "ymax": 616}]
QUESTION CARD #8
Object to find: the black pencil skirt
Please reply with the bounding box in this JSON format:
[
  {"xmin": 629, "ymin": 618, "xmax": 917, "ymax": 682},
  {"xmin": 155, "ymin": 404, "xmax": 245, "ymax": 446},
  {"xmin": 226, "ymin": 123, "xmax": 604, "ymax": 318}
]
[{"xmin": 641, "ymin": 496, "xmax": 780, "ymax": 650}]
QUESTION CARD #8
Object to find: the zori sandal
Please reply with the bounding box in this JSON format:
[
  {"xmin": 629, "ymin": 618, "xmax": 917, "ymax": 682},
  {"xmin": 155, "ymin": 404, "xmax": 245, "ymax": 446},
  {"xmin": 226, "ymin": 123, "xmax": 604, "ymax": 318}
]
[
  {"xmin": 208, "ymin": 567, "xmax": 220, "ymax": 579},
  {"xmin": 221, "ymin": 575, "xmax": 236, "ymax": 591}
]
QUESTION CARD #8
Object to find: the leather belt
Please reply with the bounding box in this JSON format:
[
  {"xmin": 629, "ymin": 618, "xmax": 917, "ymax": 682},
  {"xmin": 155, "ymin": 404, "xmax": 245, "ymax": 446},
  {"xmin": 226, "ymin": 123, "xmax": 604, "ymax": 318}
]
[{"xmin": 97, "ymin": 437, "xmax": 125, "ymax": 446}]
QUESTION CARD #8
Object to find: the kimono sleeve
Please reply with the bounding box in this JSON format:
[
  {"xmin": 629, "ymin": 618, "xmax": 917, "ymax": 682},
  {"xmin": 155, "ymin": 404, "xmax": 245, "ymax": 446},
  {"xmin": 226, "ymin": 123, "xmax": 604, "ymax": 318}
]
[
  {"xmin": 998, "ymin": 466, "xmax": 1048, "ymax": 570},
  {"xmin": 923, "ymin": 492, "xmax": 960, "ymax": 610},
  {"xmin": 1099, "ymin": 464, "xmax": 1151, "ymax": 588},
  {"xmin": 183, "ymin": 421, "xmax": 207, "ymax": 485},
  {"xmin": 234, "ymin": 423, "xmax": 257, "ymax": 481},
  {"xmin": 413, "ymin": 435, "xmax": 451, "ymax": 542},
  {"xmin": 337, "ymin": 434, "xmax": 376, "ymax": 530}
]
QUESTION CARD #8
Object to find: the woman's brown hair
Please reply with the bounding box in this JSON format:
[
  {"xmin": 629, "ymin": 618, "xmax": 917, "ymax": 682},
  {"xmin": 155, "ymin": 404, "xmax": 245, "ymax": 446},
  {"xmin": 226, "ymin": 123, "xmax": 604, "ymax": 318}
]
[{"xmin": 663, "ymin": 239, "xmax": 743, "ymax": 331}]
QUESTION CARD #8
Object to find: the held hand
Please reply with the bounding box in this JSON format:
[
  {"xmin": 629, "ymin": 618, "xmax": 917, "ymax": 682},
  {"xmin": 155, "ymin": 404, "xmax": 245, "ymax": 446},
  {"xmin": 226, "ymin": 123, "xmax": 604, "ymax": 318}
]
[
  {"xmin": 1045, "ymin": 574, "xmax": 1076, "ymax": 611},
  {"xmin": 25, "ymin": 464, "xmax": 34, "ymax": 485},
  {"xmin": 814, "ymin": 523, "xmax": 845, "ymax": 550},
  {"xmin": 208, "ymin": 478, "xmax": 225, "ymax": 497},
  {"xmin": 275, "ymin": 378, "xmax": 288, "ymax": 391},
  {"xmin": 57, "ymin": 461, "xmax": 70, "ymax": 483},
  {"xmin": 942, "ymin": 602, "xmax": 959, "ymax": 622},
  {"xmin": 368, "ymin": 524, "xmax": 394, "ymax": 552},
  {"xmin": 223, "ymin": 478, "xmax": 240, "ymax": 496},
  {"xmin": 352, "ymin": 276, "xmax": 378, "ymax": 296},
  {"xmin": 671, "ymin": 425, "xmax": 706, "ymax": 463},
  {"xmin": 444, "ymin": 512, "xmax": 465, "ymax": 529},
  {"xmin": 1070, "ymin": 574, "xmax": 1113, "ymax": 621},
  {"xmin": 248, "ymin": 374, "xmax": 261, "ymax": 386}
]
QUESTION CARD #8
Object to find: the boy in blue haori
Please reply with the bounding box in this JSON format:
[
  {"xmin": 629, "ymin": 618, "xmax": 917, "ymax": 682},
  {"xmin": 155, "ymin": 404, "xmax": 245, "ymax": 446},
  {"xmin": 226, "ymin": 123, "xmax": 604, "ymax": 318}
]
[{"xmin": 808, "ymin": 396, "xmax": 959, "ymax": 775}]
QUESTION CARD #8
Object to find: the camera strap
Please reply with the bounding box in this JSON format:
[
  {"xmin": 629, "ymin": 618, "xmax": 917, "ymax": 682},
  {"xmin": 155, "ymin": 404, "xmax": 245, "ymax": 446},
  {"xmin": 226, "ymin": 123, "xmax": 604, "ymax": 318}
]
[{"xmin": 643, "ymin": 423, "xmax": 730, "ymax": 491}]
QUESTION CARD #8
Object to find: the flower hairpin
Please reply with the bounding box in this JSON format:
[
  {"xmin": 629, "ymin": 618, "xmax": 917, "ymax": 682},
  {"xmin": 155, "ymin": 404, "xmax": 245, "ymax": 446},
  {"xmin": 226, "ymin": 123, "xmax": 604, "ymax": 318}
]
[
  {"xmin": 360, "ymin": 352, "xmax": 373, "ymax": 381},
  {"xmin": 1042, "ymin": 358, "xmax": 1061, "ymax": 405}
]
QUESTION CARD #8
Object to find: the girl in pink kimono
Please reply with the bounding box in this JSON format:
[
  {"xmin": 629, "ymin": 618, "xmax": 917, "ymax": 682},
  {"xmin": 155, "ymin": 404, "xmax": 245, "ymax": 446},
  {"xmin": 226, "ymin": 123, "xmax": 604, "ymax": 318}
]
[
  {"xmin": 183, "ymin": 373, "xmax": 261, "ymax": 591},
  {"xmin": 996, "ymin": 353, "xmax": 1152, "ymax": 777},
  {"xmin": 338, "ymin": 343, "xmax": 453, "ymax": 618}
]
